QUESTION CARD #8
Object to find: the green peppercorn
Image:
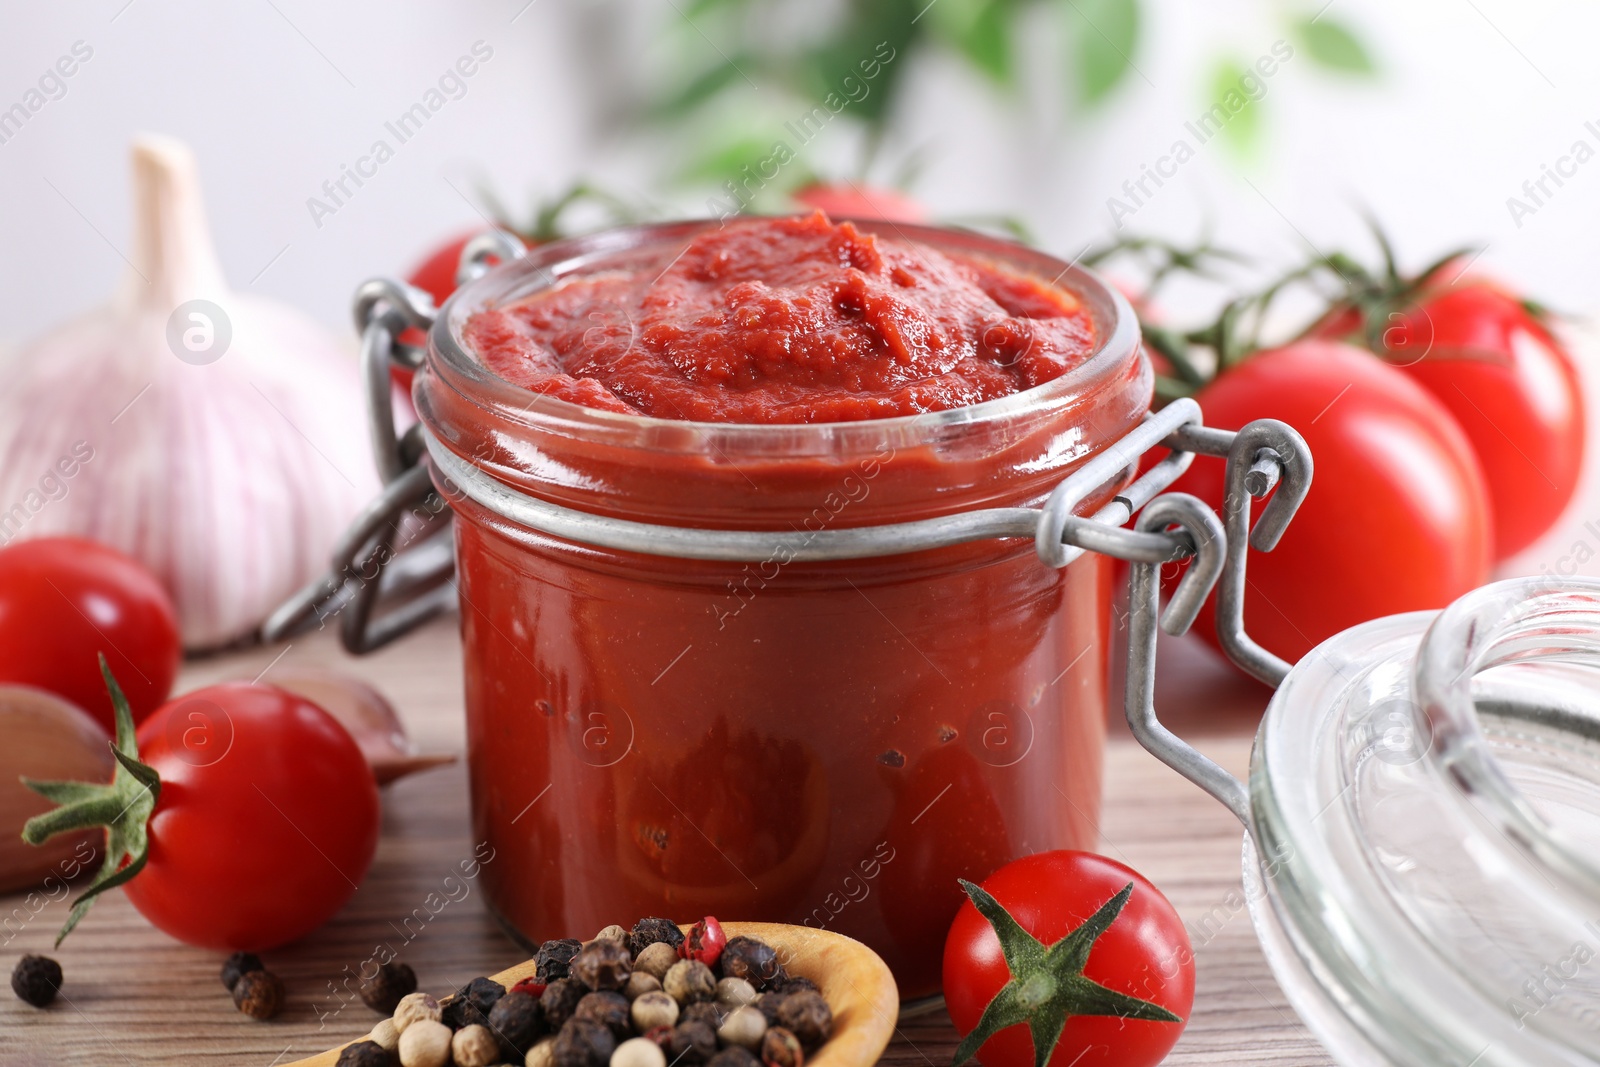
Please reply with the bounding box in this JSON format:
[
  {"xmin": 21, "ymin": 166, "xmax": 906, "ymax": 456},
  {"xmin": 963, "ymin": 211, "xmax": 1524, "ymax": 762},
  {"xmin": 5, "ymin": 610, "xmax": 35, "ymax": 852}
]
[
  {"xmin": 11, "ymin": 955, "xmax": 61, "ymax": 1008},
  {"xmin": 663, "ymin": 960, "xmax": 716, "ymax": 1005}
]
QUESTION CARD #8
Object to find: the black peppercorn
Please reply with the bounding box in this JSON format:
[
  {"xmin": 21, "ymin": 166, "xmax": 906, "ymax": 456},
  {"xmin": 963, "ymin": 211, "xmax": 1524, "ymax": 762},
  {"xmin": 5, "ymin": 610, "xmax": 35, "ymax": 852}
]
[
  {"xmin": 444, "ymin": 975, "xmax": 506, "ymax": 1030},
  {"xmin": 574, "ymin": 990, "xmax": 632, "ymax": 1039},
  {"xmin": 770, "ymin": 975, "xmax": 817, "ymax": 995},
  {"xmin": 335, "ymin": 1040, "xmax": 390, "ymax": 1067},
  {"xmin": 761, "ymin": 1027, "xmax": 804, "ymax": 1067},
  {"xmin": 221, "ymin": 951, "xmax": 263, "ymax": 992},
  {"xmin": 358, "ymin": 961, "xmax": 417, "ymax": 1015},
  {"xmin": 682, "ymin": 1001, "xmax": 723, "ymax": 1029},
  {"xmin": 629, "ymin": 917, "xmax": 686, "ymax": 959},
  {"xmin": 552, "ymin": 1017, "xmax": 617, "ymax": 1067},
  {"xmin": 232, "ymin": 969, "xmax": 285, "ymax": 1020},
  {"xmin": 665, "ymin": 1020, "xmax": 718, "ymax": 1065},
  {"xmin": 537, "ymin": 938, "xmax": 584, "ymax": 982},
  {"xmin": 11, "ymin": 955, "xmax": 62, "ymax": 1008},
  {"xmin": 718, "ymin": 937, "xmax": 783, "ymax": 991},
  {"xmin": 487, "ymin": 989, "xmax": 545, "ymax": 1054},
  {"xmin": 571, "ymin": 938, "xmax": 632, "ymax": 991},
  {"xmin": 541, "ymin": 976, "xmax": 589, "ymax": 1031},
  {"xmin": 752, "ymin": 992, "xmax": 787, "ymax": 1029},
  {"xmin": 775, "ymin": 991, "xmax": 832, "ymax": 1049},
  {"xmin": 707, "ymin": 1047, "xmax": 761, "ymax": 1067}
]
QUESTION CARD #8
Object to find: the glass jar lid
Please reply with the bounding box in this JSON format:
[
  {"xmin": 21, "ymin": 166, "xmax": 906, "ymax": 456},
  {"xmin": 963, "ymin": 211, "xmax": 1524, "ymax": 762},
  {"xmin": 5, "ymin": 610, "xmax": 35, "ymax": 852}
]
[{"xmin": 1249, "ymin": 577, "xmax": 1600, "ymax": 1067}]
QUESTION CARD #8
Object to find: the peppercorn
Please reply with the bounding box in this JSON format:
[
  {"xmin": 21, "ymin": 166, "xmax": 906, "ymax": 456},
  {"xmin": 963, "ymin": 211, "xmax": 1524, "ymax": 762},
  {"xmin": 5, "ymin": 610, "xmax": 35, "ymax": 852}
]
[
  {"xmin": 368, "ymin": 1018, "xmax": 401, "ymax": 1055},
  {"xmin": 752, "ymin": 993, "xmax": 787, "ymax": 1029},
  {"xmin": 399, "ymin": 1018, "xmax": 453, "ymax": 1067},
  {"xmin": 526, "ymin": 1037, "xmax": 556, "ymax": 1067},
  {"xmin": 680, "ymin": 916, "xmax": 727, "ymax": 968},
  {"xmin": 336, "ymin": 1040, "xmax": 391, "ymax": 1067},
  {"xmin": 575, "ymin": 990, "xmax": 632, "ymax": 1039},
  {"xmin": 612, "ymin": 1035, "xmax": 668, "ymax": 1067},
  {"xmin": 681, "ymin": 1001, "xmax": 723, "ymax": 1029},
  {"xmin": 634, "ymin": 942, "xmax": 679, "ymax": 981},
  {"xmin": 717, "ymin": 1005, "xmax": 768, "ymax": 1050},
  {"xmin": 706, "ymin": 1048, "xmax": 761, "ymax": 1067},
  {"xmin": 542, "ymin": 977, "xmax": 589, "ymax": 1031},
  {"xmin": 630, "ymin": 989, "xmax": 679, "ymax": 1032},
  {"xmin": 538, "ymin": 938, "xmax": 585, "ymax": 982},
  {"xmin": 629, "ymin": 917, "xmax": 686, "ymax": 959},
  {"xmin": 444, "ymin": 975, "xmax": 506, "ymax": 1030},
  {"xmin": 393, "ymin": 991, "xmax": 442, "ymax": 1032},
  {"xmin": 769, "ymin": 975, "xmax": 817, "ymax": 996},
  {"xmin": 221, "ymin": 951, "xmax": 263, "ymax": 992},
  {"xmin": 552, "ymin": 1017, "xmax": 617, "ymax": 1067},
  {"xmin": 488, "ymin": 989, "xmax": 546, "ymax": 1054},
  {"xmin": 572, "ymin": 938, "xmax": 632, "ymax": 991},
  {"xmin": 663, "ymin": 960, "xmax": 717, "ymax": 1005},
  {"xmin": 232, "ymin": 969, "xmax": 285, "ymax": 1020},
  {"xmin": 594, "ymin": 924, "xmax": 630, "ymax": 945},
  {"xmin": 716, "ymin": 976, "xmax": 756, "ymax": 1010},
  {"xmin": 775, "ymin": 991, "xmax": 831, "ymax": 1049},
  {"xmin": 760, "ymin": 1027, "xmax": 804, "ymax": 1067},
  {"xmin": 359, "ymin": 961, "xmax": 418, "ymax": 1015},
  {"xmin": 665, "ymin": 1020, "xmax": 718, "ymax": 1065},
  {"xmin": 717, "ymin": 938, "xmax": 783, "ymax": 991},
  {"xmin": 11, "ymin": 954, "xmax": 62, "ymax": 1008},
  {"xmin": 624, "ymin": 971, "xmax": 661, "ymax": 1000},
  {"xmin": 453, "ymin": 1023, "xmax": 502, "ymax": 1067}
]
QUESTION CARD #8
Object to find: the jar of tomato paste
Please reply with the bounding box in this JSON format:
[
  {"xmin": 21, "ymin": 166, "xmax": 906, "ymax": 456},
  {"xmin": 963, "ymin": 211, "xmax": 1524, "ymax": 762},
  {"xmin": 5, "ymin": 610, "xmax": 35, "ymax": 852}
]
[{"xmin": 270, "ymin": 215, "xmax": 1278, "ymax": 1002}]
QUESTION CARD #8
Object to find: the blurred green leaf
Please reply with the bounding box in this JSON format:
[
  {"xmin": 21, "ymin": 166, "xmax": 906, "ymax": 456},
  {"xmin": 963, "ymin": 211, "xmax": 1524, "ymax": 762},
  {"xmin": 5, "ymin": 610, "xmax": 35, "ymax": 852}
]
[
  {"xmin": 929, "ymin": 0, "xmax": 1015, "ymax": 85},
  {"xmin": 1293, "ymin": 15, "xmax": 1375, "ymax": 73},
  {"xmin": 800, "ymin": 0, "xmax": 922, "ymax": 126},
  {"xmin": 651, "ymin": 57, "xmax": 752, "ymax": 119},
  {"xmin": 1067, "ymin": 0, "xmax": 1140, "ymax": 103},
  {"xmin": 1208, "ymin": 57, "xmax": 1263, "ymax": 159}
]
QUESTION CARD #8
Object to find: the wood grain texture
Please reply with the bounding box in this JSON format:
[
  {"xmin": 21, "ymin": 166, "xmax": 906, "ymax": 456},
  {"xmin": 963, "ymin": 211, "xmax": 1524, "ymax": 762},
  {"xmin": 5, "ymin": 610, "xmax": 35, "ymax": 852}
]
[{"xmin": 0, "ymin": 617, "xmax": 1332, "ymax": 1067}]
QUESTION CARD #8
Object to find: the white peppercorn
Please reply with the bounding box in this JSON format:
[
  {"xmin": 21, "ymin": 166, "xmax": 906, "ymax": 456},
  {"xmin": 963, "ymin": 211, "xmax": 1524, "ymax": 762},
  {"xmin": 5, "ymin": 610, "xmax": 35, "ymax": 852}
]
[
  {"xmin": 611, "ymin": 1036, "xmax": 667, "ymax": 1067},
  {"xmin": 398, "ymin": 1019, "xmax": 452, "ymax": 1067},
  {"xmin": 624, "ymin": 971, "xmax": 662, "ymax": 1000},
  {"xmin": 453, "ymin": 1023, "xmax": 502, "ymax": 1067},
  {"xmin": 716, "ymin": 977, "xmax": 756, "ymax": 1010},
  {"xmin": 634, "ymin": 942, "xmax": 678, "ymax": 980},
  {"xmin": 393, "ymin": 991, "xmax": 442, "ymax": 1032},
  {"xmin": 527, "ymin": 1038, "xmax": 556, "ymax": 1067},
  {"xmin": 716, "ymin": 1005, "xmax": 768, "ymax": 1050},
  {"xmin": 368, "ymin": 1017, "xmax": 401, "ymax": 1053},
  {"xmin": 595, "ymin": 924, "xmax": 630, "ymax": 945},
  {"xmin": 630, "ymin": 990, "xmax": 680, "ymax": 1032},
  {"xmin": 663, "ymin": 960, "xmax": 716, "ymax": 1005}
]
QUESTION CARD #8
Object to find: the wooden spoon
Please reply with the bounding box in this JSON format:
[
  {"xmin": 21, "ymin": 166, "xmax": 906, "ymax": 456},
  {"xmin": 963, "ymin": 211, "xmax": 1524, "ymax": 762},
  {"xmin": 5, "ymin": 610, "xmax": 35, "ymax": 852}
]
[{"xmin": 288, "ymin": 922, "xmax": 900, "ymax": 1067}]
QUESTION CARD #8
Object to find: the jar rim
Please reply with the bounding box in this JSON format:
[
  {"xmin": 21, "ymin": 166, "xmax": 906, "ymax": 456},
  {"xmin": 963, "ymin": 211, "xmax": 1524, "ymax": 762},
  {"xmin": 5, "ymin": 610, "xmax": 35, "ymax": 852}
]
[{"xmin": 423, "ymin": 217, "xmax": 1142, "ymax": 449}]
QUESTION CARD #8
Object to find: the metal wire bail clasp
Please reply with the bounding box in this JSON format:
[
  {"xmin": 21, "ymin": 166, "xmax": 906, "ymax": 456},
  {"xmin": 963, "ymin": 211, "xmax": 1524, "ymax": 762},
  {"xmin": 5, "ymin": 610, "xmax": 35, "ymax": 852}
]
[{"xmin": 261, "ymin": 231, "xmax": 528, "ymax": 650}]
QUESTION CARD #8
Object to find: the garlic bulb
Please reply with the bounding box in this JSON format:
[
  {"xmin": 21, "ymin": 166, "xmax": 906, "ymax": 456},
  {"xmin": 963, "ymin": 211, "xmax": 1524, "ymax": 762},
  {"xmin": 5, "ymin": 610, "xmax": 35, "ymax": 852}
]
[{"xmin": 0, "ymin": 135, "xmax": 376, "ymax": 649}]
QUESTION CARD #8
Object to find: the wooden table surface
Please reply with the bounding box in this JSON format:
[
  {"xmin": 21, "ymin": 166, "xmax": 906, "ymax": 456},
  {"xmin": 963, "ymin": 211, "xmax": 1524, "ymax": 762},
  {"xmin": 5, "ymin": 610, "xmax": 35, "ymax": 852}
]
[{"xmin": 0, "ymin": 616, "xmax": 1332, "ymax": 1067}]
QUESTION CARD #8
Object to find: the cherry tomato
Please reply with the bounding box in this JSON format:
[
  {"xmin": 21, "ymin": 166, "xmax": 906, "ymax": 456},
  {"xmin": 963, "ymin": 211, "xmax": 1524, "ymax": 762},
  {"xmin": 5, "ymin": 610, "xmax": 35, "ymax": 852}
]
[
  {"xmin": 0, "ymin": 537, "xmax": 180, "ymax": 733},
  {"xmin": 1314, "ymin": 278, "xmax": 1584, "ymax": 559},
  {"xmin": 127, "ymin": 683, "xmax": 380, "ymax": 950},
  {"xmin": 790, "ymin": 183, "xmax": 926, "ymax": 223},
  {"xmin": 943, "ymin": 851, "xmax": 1193, "ymax": 1067},
  {"xmin": 394, "ymin": 230, "xmax": 523, "ymax": 391},
  {"xmin": 1176, "ymin": 341, "xmax": 1493, "ymax": 664}
]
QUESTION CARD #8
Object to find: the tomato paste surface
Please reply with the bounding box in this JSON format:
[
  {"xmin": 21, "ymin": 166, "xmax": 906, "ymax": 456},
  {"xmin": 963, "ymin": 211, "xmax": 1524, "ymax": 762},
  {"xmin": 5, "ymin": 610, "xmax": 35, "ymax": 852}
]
[{"xmin": 464, "ymin": 212, "xmax": 1097, "ymax": 422}]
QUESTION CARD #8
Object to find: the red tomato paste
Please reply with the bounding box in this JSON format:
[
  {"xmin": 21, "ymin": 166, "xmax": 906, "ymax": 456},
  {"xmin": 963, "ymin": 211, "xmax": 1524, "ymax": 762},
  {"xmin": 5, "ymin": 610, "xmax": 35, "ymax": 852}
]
[{"xmin": 463, "ymin": 212, "xmax": 1096, "ymax": 423}]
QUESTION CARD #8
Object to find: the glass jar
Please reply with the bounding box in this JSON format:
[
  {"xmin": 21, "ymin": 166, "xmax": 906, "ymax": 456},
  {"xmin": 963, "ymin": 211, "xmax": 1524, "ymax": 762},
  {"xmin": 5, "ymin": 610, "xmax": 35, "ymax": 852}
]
[
  {"xmin": 1241, "ymin": 577, "xmax": 1600, "ymax": 1066},
  {"xmin": 413, "ymin": 220, "xmax": 1148, "ymax": 1000}
]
